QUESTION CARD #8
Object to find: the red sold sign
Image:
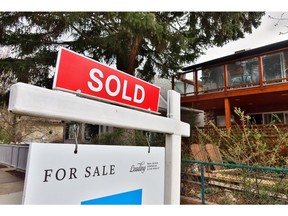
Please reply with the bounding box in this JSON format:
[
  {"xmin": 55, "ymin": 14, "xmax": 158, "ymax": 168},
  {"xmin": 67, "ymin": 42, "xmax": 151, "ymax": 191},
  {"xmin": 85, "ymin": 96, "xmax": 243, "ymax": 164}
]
[{"xmin": 53, "ymin": 48, "xmax": 160, "ymax": 112}]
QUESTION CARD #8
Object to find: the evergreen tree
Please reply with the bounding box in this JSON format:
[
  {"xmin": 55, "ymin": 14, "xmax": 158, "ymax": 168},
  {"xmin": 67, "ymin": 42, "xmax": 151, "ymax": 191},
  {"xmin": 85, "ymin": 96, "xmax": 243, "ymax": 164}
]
[{"xmin": 0, "ymin": 12, "xmax": 265, "ymax": 90}]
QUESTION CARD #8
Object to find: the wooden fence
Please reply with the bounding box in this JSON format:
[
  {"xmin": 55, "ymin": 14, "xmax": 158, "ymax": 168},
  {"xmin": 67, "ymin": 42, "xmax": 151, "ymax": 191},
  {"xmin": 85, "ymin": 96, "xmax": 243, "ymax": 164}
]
[{"xmin": 194, "ymin": 124, "xmax": 288, "ymax": 142}]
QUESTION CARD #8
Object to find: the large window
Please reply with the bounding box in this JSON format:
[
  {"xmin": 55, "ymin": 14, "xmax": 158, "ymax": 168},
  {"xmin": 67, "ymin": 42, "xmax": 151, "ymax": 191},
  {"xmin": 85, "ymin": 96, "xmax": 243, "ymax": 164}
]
[
  {"xmin": 227, "ymin": 57, "xmax": 259, "ymax": 87},
  {"xmin": 264, "ymin": 113, "xmax": 284, "ymax": 124},
  {"xmin": 262, "ymin": 52, "xmax": 285, "ymax": 83},
  {"xmin": 249, "ymin": 112, "xmax": 288, "ymax": 125},
  {"xmin": 200, "ymin": 66, "xmax": 224, "ymax": 92},
  {"xmin": 285, "ymin": 51, "xmax": 288, "ymax": 79}
]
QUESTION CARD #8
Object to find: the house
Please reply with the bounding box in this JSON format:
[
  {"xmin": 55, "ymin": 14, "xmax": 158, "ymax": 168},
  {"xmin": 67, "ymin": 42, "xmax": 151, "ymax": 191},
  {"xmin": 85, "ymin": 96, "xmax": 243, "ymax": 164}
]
[
  {"xmin": 173, "ymin": 39, "xmax": 288, "ymax": 133},
  {"xmin": 63, "ymin": 76, "xmax": 204, "ymax": 144},
  {"xmin": 153, "ymin": 76, "xmax": 204, "ymax": 127}
]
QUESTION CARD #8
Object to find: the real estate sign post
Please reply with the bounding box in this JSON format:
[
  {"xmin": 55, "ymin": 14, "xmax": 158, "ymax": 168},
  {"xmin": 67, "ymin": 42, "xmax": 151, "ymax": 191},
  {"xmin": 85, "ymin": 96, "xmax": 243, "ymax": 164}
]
[{"xmin": 8, "ymin": 47, "xmax": 190, "ymax": 205}]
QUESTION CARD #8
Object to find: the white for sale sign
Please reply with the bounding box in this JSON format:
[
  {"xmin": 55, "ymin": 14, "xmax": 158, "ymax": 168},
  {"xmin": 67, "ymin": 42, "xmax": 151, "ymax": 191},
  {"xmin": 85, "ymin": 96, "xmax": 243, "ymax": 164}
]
[{"xmin": 23, "ymin": 143, "xmax": 165, "ymax": 205}]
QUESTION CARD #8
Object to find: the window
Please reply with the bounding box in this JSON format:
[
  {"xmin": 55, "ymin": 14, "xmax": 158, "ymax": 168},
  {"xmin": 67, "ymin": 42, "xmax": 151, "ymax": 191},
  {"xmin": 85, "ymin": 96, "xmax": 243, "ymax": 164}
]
[
  {"xmin": 284, "ymin": 50, "xmax": 288, "ymax": 80},
  {"xmin": 264, "ymin": 113, "xmax": 284, "ymax": 124},
  {"xmin": 64, "ymin": 123, "xmax": 100, "ymax": 142},
  {"xmin": 249, "ymin": 112, "xmax": 288, "ymax": 125},
  {"xmin": 228, "ymin": 57, "xmax": 259, "ymax": 87},
  {"xmin": 249, "ymin": 114, "xmax": 263, "ymax": 124},
  {"xmin": 84, "ymin": 124, "xmax": 99, "ymax": 141},
  {"xmin": 262, "ymin": 52, "xmax": 285, "ymax": 83},
  {"xmin": 200, "ymin": 66, "xmax": 224, "ymax": 92},
  {"xmin": 65, "ymin": 123, "xmax": 76, "ymax": 140}
]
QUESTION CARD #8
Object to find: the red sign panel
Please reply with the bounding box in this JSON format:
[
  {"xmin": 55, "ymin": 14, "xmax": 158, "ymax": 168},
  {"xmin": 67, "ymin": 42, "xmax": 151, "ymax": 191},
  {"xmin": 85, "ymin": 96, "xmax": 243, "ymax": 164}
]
[{"xmin": 53, "ymin": 48, "xmax": 160, "ymax": 112}]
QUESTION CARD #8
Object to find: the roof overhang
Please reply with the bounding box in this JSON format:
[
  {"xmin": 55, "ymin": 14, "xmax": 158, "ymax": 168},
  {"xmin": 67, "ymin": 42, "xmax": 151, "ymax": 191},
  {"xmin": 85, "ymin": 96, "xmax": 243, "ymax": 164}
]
[{"xmin": 182, "ymin": 39, "xmax": 288, "ymax": 73}]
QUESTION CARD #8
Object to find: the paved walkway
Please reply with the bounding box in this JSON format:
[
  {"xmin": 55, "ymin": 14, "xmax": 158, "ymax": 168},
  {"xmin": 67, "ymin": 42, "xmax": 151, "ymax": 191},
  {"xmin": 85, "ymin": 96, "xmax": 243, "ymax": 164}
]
[{"xmin": 0, "ymin": 167, "xmax": 24, "ymax": 204}]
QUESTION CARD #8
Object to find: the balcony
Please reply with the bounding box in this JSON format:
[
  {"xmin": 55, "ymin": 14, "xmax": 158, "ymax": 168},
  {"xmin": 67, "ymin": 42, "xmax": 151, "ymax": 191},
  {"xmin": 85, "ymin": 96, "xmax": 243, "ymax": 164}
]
[
  {"xmin": 173, "ymin": 47, "xmax": 288, "ymax": 116},
  {"xmin": 173, "ymin": 40, "xmax": 288, "ymax": 131}
]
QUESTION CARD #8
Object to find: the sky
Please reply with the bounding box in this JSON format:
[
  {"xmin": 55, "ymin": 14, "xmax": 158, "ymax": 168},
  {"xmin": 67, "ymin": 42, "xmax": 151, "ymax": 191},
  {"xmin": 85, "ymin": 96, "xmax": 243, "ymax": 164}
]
[{"xmin": 195, "ymin": 11, "xmax": 288, "ymax": 64}]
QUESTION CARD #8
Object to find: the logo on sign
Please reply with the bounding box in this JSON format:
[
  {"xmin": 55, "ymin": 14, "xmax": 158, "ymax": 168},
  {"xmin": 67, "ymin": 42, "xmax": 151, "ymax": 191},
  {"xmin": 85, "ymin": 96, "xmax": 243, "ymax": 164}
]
[
  {"xmin": 129, "ymin": 161, "xmax": 146, "ymax": 174},
  {"xmin": 53, "ymin": 48, "xmax": 160, "ymax": 112},
  {"xmin": 129, "ymin": 161, "xmax": 161, "ymax": 174}
]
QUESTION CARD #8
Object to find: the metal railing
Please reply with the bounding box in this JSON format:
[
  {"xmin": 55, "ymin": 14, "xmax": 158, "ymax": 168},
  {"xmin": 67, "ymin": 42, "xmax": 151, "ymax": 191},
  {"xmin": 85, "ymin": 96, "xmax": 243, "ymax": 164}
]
[
  {"xmin": 0, "ymin": 144, "xmax": 29, "ymax": 170},
  {"xmin": 181, "ymin": 160, "xmax": 288, "ymax": 204}
]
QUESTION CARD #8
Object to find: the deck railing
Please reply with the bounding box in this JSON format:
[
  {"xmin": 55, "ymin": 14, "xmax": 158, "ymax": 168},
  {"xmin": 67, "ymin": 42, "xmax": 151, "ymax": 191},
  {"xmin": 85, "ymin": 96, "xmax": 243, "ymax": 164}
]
[{"xmin": 173, "ymin": 74, "xmax": 288, "ymax": 97}]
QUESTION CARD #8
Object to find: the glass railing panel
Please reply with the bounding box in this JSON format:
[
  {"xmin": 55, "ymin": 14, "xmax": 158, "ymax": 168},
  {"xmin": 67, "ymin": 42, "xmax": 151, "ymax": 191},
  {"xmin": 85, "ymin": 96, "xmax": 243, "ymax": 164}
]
[{"xmin": 227, "ymin": 57, "xmax": 260, "ymax": 89}]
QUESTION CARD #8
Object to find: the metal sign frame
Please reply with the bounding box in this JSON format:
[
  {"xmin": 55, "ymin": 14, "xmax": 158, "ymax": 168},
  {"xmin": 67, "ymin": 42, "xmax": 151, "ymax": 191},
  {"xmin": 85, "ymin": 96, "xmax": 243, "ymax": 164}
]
[{"xmin": 8, "ymin": 82, "xmax": 190, "ymax": 204}]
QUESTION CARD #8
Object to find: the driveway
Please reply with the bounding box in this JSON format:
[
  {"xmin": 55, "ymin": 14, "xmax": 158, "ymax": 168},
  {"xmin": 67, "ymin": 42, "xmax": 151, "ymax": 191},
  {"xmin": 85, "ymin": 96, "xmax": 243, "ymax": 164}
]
[{"xmin": 0, "ymin": 166, "xmax": 25, "ymax": 204}]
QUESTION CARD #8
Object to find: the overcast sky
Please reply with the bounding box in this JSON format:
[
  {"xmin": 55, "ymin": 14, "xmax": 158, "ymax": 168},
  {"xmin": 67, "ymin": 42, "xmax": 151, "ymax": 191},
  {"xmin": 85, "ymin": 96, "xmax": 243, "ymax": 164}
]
[{"xmin": 194, "ymin": 12, "xmax": 288, "ymax": 64}]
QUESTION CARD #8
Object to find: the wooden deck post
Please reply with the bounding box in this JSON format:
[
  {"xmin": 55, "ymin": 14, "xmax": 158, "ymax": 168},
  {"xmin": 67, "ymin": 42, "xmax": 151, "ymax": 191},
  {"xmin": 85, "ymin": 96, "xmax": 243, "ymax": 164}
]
[
  {"xmin": 258, "ymin": 56, "xmax": 264, "ymax": 87},
  {"xmin": 224, "ymin": 98, "xmax": 231, "ymax": 133}
]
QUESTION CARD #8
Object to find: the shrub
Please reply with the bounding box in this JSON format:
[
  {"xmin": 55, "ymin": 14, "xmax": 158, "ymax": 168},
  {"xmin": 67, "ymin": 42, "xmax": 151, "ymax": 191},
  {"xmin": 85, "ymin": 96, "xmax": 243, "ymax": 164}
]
[
  {"xmin": 92, "ymin": 127, "xmax": 165, "ymax": 147},
  {"xmin": 182, "ymin": 108, "xmax": 288, "ymax": 204},
  {"xmin": 197, "ymin": 107, "xmax": 288, "ymax": 168}
]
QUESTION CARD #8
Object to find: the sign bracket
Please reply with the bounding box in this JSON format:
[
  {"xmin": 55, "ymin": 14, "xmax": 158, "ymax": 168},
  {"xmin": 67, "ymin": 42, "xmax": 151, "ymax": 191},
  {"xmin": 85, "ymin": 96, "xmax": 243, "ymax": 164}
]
[
  {"xmin": 72, "ymin": 122, "xmax": 80, "ymax": 154},
  {"xmin": 145, "ymin": 131, "xmax": 151, "ymax": 153}
]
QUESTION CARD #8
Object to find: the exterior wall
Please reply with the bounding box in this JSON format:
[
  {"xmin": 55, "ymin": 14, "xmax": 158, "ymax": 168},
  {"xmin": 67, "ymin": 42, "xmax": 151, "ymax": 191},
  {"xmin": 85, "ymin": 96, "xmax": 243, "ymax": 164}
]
[
  {"xmin": 1, "ymin": 108, "xmax": 64, "ymax": 144},
  {"xmin": 18, "ymin": 117, "xmax": 64, "ymax": 143}
]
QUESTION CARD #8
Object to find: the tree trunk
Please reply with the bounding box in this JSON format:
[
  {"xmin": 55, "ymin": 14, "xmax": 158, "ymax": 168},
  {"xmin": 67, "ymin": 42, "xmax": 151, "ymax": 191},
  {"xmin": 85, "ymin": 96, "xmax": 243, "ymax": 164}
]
[
  {"xmin": 116, "ymin": 35, "xmax": 142, "ymax": 76},
  {"xmin": 126, "ymin": 35, "xmax": 142, "ymax": 76}
]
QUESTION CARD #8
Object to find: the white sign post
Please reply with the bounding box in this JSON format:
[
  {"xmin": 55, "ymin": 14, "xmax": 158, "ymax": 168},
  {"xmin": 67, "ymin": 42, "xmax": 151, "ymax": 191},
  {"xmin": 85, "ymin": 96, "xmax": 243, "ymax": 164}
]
[
  {"xmin": 165, "ymin": 91, "xmax": 182, "ymax": 204},
  {"xmin": 8, "ymin": 83, "xmax": 190, "ymax": 204}
]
